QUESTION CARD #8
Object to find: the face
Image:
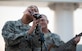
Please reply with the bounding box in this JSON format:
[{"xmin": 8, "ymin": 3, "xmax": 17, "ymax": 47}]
[
  {"xmin": 24, "ymin": 5, "xmax": 39, "ymax": 21},
  {"xmin": 39, "ymin": 15, "xmax": 48, "ymax": 29},
  {"xmin": 27, "ymin": 5, "xmax": 39, "ymax": 15}
]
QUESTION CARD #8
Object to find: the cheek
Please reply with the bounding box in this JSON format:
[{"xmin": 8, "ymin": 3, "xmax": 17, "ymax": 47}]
[
  {"xmin": 39, "ymin": 22, "xmax": 44, "ymax": 25},
  {"xmin": 40, "ymin": 21, "xmax": 47, "ymax": 24},
  {"xmin": 40, "ymin": 22, "xmax": 47, "ymax": 27}
]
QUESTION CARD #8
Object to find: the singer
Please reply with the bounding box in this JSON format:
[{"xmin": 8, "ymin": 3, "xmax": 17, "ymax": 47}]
[{"xmin": 2, "ymin": 5, "xmax": 42, "ymax": 51}]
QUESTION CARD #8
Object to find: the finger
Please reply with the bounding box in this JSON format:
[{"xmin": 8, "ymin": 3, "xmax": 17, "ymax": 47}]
[{"xmin": 33, "ymin": 18, "xmax": 36, "ymax": 21}]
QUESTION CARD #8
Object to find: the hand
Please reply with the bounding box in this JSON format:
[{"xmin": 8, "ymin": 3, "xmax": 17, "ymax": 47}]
[
  {"xmin": 74, "ymin": 36, "xmax": 81, "ymax": 44},
  {"xmin": 28, "ymin": 18, "xmax": 40, "ymax": 35},
  {"xmin": 48, "ymin": 44, "xmax": 54, "ymax": 51},
  {"xmin": 32, "ymin": 18, "xmax": 40, "ymax": 27},
  {"xmin": 23, "ymin": 8, "xmax": 31, "ymax": 15}
]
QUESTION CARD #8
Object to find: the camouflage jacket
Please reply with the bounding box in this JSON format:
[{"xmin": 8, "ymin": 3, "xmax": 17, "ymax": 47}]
[{"xmin": 2, "ymin": 19, "xmax": 41, "ymax": 51}]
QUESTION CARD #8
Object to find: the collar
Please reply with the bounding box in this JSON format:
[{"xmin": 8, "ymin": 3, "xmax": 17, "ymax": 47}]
[
  {"xmin": 15, "ymin": 19, "xmax": 23, "ymax": 26},
  {"xmin": 15, "ymin": 19, "xmax": 30, "ymax": 27}
]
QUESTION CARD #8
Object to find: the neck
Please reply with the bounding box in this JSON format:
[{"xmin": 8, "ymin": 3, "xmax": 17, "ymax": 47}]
[
  {"xmin": 21, "ymin": 18, "xmax": 30, "ymax": 24},
  {"xmin": 42, "ymin": 28, "xmax": 49, "ymax": 34},
  {"xmin": 21, "ymin": 15, "xmax": 32, "ymax": 24}
]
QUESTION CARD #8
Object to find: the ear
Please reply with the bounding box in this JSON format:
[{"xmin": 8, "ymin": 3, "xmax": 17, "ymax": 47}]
[{"xmin": 47, "ymin": 20, "xmax": 49, "ymax": 24}]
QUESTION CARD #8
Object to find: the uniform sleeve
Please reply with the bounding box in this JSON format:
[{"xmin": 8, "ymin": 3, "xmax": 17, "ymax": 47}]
[
  {"xmin": 51, "ymin": 33, "xmax": 65, "ymax": 47},
  {"xmin": 2, "ymin": 21, "xmax": 30, "ymax": 46}
]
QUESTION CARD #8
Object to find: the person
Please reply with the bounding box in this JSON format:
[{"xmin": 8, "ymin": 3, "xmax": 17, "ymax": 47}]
[
  {"xmin": 38, "ymin": 14, "xmax": 81, "ymax": 51},
  {"xmin": 2, "ymin": 5, "xmax": 41, "ymax": 51}
]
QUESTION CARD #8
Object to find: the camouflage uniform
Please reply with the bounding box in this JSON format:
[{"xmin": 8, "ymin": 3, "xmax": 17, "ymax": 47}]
[
  {"xmin": 2, "ymin": 19, "xmax": 41, "ymax": 51},
  {"xmin": 41, "ymin": 32, "xmax": 76, "ymax": 51},
  {"xmin": 2, "ymin": 19, "xmax": 75, "ymax": 51},
  {"xmin": 33, "ymin": 32, "xmax": 64, "ymax": 51},
  {"xmin": 43, "ymin": 33, "xmax": 64, "ymax": 51}
]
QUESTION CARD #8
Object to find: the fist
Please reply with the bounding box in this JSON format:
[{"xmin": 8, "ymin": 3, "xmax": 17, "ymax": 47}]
[{"xmin": 74, "ymin": 36, "xmax": 81, "ymax": 44}]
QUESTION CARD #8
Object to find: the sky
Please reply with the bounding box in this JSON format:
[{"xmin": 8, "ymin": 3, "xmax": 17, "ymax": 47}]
[{"xmin": 0, "ymin": 6, "xmax": 82, "ymax": 51}]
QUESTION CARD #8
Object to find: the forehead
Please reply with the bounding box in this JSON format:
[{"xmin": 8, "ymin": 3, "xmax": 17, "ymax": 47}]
[
  {"xmin": 28, "ymin": 5, "xmax": 38, "ymax": 9},
  {"xmin": 27, "ymin": 5, "xmax": 38, "ymax": 12}
]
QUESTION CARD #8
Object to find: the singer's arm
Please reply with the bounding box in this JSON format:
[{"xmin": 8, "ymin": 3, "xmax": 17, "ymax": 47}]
[{"xmin": 2, "ymin": 21, "xmax": 32, "ymax": 46}]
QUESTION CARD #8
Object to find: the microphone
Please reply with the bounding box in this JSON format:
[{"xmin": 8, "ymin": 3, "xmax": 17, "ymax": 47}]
[{"xmin": 29, "ymin": 10, "xmax": 42, "ymax": 19}]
